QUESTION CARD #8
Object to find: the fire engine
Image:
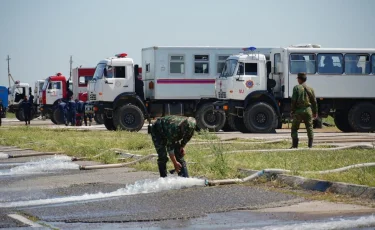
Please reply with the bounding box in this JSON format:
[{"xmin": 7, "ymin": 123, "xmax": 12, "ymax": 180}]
[
  {"xmin": 86, "ymin": 46, "xmax": 274, "ymax": 131},
  {"xmin": 39, "ymin": 68, "xmax": 96, "ymax": 124},
  {"xmin": 213, "ymin": 45, "xmax": 375, "ymax": 133}
]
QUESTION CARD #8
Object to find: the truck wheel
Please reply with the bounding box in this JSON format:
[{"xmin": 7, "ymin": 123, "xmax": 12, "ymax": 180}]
[
  {"xmin": 227, "ymin": 115, "xmax": 251, "ymax": 133},
  {"xmin": 16, "ymin": 109, "xmax": 25, "ymax": 121},
  {"xmin": 243, "ymin": 102, "xmax": 277, "ymax": 133},
  {"xmin": 104, "ymin": 117, "xmax": 116, "ymax": 131},
  {"xmin": 52, "ymin": 109, "xmax": 64, "ymax": 125},
  {"xmin": 348, "ymin": 102, "xmax": 375, "ymax": 132},
  {"xmin": 334, "ymin": 110, "xmax": 353, "ymax": 132},
  {"xmin": 50, "ymin": 115, "xmax": 57, "ymax": 124},
  {"xmin": 195, "ymin": 104, "xmax": 226, "ymax": 132},
  {"xmin": 113, "ymin": 104, "xmax": 144, "ymax": 132},
  {"xmin": 94, "ymin": 114, "xmax": 104, "ymax": 125}
]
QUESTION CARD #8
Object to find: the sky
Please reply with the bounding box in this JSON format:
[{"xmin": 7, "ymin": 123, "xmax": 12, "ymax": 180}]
[{"xmin": 0, "ymin": 0, "xmax": 374, "ymax": 87}]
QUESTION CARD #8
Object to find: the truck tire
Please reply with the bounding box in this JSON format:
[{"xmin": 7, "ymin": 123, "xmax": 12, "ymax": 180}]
[
  {"xmin": 104, "ymin": 117, "xmax": 116, "ymax": 131},
  {"xmin": 348, "ymin": 102, "xmax": 375, "ymax": 132},
  {"xmin": 50, "ymin": 115, "xmax": 57, "ymax": 124},
  {"xmin": 227, "ymin": 115, "xmax": 251, "ymax": 133},
  {"xmin": 334, "ymin": 111, "xmax": 353, "ymax": 132},
  {"xmin": 243, "ymin": 102, "xmax": 277, "ymax": 133},
  {"xmin": 94, "ymin": 114, "xmax": 104, "ymax": 125},
  {"xmin": 195, "ymin": 104, "xmax": 226, "ymax": 132},
  {"xmin": 113, "ymin": 104, "xmax": 144, "ymax": 132},
  {"xmin": 52, "ymin": 108, "xmax": 64, "ymax": 125},
  {"xmin": 16, "ymin": 109, "xmax": 25, "ymax": 121}
]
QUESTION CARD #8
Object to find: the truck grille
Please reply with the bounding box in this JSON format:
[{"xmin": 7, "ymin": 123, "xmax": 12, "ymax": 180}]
[
  {"xmin": 218, "ymin": 92, "xmax": 226, "ymax": 99},
  {"xmin": 89, "ymin": 94, "xmax": 96, "ymax": 101}
]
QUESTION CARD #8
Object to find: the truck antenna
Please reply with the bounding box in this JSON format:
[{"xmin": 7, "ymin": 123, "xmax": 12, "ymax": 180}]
[{"xmin": 69, "ymin": 55, "xmax": 73, "ymax": 81}]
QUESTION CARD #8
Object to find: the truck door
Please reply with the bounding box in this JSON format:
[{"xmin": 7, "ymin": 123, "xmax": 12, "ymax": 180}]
[
  {"xmin": 46, "ymin": 81, "xmax": 62, "ymax": 104},
  {"xmin": 101, "ymin": 65, "xmax": 134, "ymax": 101},
  {"xmin": 232, "ymin": 62, "xmax": 262, "ymax": 100}
]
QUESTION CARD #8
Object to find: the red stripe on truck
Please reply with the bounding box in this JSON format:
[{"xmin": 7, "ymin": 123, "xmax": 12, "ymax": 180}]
[{"xmin": 157, "ymin": 79, "xmax": 215, "ymax": 84}]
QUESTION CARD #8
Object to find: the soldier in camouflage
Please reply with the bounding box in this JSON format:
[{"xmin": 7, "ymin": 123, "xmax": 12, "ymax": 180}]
[
  {"xmin": 151, "ymin": 115, "xmax": 196, "ymax": 178},
  {"xmin": 291, "ymin": 72, "xmax": 318, "ymax": 148}
]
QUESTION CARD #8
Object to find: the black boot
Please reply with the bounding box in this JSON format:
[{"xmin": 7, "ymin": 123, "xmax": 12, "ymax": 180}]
[
  {"xmin": 308, "ymin": 138, "xmax": 313, "ymax": 148},
  {"xmin": 290, "ymin": 138, "xmax": 299, "ymax": 149},
  {"xmin": 178, "ymin": 166, "xmax": 189, "ymax": 178},
  {"xmin": 158, "ymin": 163, "xmax": 167, "ymax": 178}
]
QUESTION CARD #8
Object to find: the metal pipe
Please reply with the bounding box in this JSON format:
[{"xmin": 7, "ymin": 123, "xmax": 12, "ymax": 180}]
[
  {"xmin": 222, "ymin": 144, "xmax": 373, "ymax": 155},
  {"xmin": 0, "ymin": 148, "xmax": 33, "ymax": 152},
  {"xmin": 8, "ymin": 152, "xmax": 62, "ymax": 158},
  {"xmin": 206, "ymin": 162, "xmax": 375, "ymax": 186},
  {"xmin": 79, "ymin": 154, "xmax": 157, "ymax": 170}
]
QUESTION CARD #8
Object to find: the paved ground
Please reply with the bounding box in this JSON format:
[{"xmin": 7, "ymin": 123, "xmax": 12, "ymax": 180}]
[{"xmin": 1, "ymin": 118, "xmax": 375, "ymax": 229}]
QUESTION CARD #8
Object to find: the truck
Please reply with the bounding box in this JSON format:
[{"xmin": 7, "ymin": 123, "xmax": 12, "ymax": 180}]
[
  {"xmin": 86, "ymin": 46, "xmax": 274, "ymax": 131},
  {"xmin": 39, "ymin": 68, "xmax": 96, "ymax": 124},
  {"xmin": 213, "ymin": 45, "xmax": 375, "ymax": 133},
  {"xmin": 7, "ymin": 81, "xmax": 40, "ymax": 121},
  {"xmin": 0, "ymin": 86, "xmax": 8, "ymax": 119}
]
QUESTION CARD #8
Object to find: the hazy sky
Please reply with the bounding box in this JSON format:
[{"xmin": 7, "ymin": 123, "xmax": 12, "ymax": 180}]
[{"xmin": 0, "ymin": 0, "xmax": 374, "ymax": 87}]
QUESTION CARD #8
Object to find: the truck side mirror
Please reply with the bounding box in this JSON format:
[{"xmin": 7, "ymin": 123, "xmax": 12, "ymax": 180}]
[{"xmin": 134, "ymin": 65, "xmax": 139, "ymax": 78}]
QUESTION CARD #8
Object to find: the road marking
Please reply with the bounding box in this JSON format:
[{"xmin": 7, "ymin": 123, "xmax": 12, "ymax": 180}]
[{"xmin": 7, "ymin": 214, "xmax": 43, "ymax": 228}]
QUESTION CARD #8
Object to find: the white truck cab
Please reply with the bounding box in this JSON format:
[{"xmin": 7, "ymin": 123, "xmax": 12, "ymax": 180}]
[
  {"xmin": 216, "ymin": 52, "xmax": 268, "ymax": 101},
  {"xmin": 214, "ymin": 47, "xmax": 279, "ymax": 133},
  {"xmin": 89, "ymin": 53, "xmax": 136, "ymax": 102}
]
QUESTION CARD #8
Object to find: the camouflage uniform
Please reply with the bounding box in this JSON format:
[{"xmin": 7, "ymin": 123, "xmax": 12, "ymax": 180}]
[
  {"xmin": 151, "ymin": 115, "xmax": 196, "ymax": 178},
  {"xmin": 291, "ymin": 79, "xmax": 318, "ymax": 148}
]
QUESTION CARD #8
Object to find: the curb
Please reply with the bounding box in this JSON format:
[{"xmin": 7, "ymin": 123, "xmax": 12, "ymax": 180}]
[{"xmin": 239, "ymin": 169, "xmax": 375, "ymax": 199}]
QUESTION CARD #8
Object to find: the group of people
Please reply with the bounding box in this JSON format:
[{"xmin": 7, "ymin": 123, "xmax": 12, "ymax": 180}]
[
  {"xmin": 150, "ymin": 72, "xmax": 317, "ymax": 178},
  {"xmin": 58, "ymin": 97, "xmax": 92, "ymax": 126}
]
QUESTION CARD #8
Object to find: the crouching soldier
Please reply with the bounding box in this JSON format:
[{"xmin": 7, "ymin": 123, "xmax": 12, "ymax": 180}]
[{"xmin": 150, "ymin": 115, "xmax": 196, "ymax": 178}]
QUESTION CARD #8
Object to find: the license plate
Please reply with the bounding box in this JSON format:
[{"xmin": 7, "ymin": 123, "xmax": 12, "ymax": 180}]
[{"xmin": 85, "ymin": 105, "xmax": 94, "ymax": 113}]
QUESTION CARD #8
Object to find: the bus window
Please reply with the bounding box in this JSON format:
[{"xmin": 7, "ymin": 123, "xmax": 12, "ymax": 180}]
[
  {"xmin": 290, "ymin": 54, "xmax": 316, "ymax": 74},
  {"xmin": 345, "ymin": 54, "xmax": 370, "ymax": 74},
  {"xmin": 318, "ymin": 54, "xmax": 343, "ymax": 74}
]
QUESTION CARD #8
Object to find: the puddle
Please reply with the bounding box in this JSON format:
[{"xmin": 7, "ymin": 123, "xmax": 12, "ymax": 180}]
[
  {"xmin": 0, "ymin": 155, "xmax": 78, "ymax": 176},
  {"xmin": 0, "ymin": 177, "xmax": 206, "ymax": 208}
]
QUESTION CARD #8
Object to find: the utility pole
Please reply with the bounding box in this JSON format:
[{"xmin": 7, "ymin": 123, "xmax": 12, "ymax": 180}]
[
  {"xmin": 69, "ymin": 55, "xmax": 73, "ymax": 81},
  {"xmin": 6, "ymin": 55, "xmax": 11, "ymax": 87}
]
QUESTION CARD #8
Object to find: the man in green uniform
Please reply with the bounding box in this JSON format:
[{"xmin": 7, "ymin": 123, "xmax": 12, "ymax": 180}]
[
  {"xmin": 291, "ymin": 72, "xmax": 318, "ymax": 148},
  {"xmin": 151, "ymin": 115, "xmax": 196, "ymax": 178}
]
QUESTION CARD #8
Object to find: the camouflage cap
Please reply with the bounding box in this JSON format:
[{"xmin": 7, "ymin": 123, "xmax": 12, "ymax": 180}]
[
  {"xmin": 297, "ymin": 72, "xmax": 307, "ymax": 81},
  {"xmin": 181, "ymin": 117, "xmax": 196, "ymax": 130}
]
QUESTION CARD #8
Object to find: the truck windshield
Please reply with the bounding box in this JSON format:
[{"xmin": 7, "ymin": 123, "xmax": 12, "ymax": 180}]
[
  {"xmin": 220, "ymin": 59, "xmax": 238, "ymax": 78},
  {"xmin": 42, "ymin": 79, "xmax": 49, "ymax": 91},
  {"xmin": 93, "ymin": 63, "xmax": 106, "ymax": 80}
]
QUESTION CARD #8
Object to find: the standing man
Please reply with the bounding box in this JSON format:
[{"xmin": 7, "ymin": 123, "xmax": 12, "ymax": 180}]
[
  {"xmin": 83, "ymin": 101, "xmax": 92, "ymax": 126},
  {"xmin": 290, "ymin": 72, "xmax": 318, "ymax": 148},
  {"xmin": 21, "ymin": 96, "xmax": 32, "ymax": 125},
  {"xmin": 67, "ymin": 97, "xmax": 76, "ymax": 126},
  {"xmin": 0, "ymin": 99, "xmax": 3, "ymax": 126},
  {"xmin": 151, "ymin": 115, "xmax": 196, "ymax": 178}
]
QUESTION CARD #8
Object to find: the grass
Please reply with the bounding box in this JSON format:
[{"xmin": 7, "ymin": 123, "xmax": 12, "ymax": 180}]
[
  {"xmin": 0, "ymin": 126, "xmax": 374, "ymax": 187},
  {"xmin": 5, "ymin": 112, "xmax": 16, "ymax": 119}
]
